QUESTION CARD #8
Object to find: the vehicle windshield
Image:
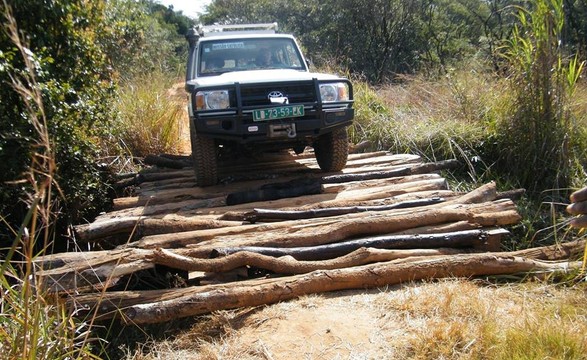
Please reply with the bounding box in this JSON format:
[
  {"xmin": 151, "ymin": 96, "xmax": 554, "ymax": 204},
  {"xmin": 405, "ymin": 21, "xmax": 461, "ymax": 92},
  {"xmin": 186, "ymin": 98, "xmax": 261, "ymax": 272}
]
[{"xmin": 198, "ymin": 37, "xmax": 305, "ymax": 76}]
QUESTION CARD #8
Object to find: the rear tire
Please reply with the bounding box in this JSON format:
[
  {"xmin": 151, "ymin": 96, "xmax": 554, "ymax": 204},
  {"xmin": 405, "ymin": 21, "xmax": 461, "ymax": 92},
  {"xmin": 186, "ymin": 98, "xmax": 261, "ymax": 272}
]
[
  {"xmin": 190, "ymin": 125, "xmax": 218, "ymax": 186},
  {"xmin": 313, "ymin": 127, "xmax": 349, "ymax": 172}
]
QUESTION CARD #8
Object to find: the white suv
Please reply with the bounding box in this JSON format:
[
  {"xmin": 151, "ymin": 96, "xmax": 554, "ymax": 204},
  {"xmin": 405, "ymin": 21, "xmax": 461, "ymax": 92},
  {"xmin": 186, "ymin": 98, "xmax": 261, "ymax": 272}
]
[{"xmin": 185, "ymin": 23, "xmax": 354, "ymax": 186}]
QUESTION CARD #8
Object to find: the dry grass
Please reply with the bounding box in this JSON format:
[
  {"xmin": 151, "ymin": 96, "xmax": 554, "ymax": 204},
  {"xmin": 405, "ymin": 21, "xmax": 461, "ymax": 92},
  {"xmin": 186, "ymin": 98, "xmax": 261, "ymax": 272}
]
[
  {"xmin": 350, "ymin": 68, "xmax": 507, "ymax": 179},
  {"xmin": 121, "ymin": 279, "xmax": 587, "ymax": 360},
  {"xmin": 116, "ymin": 72, "xmax": 186, "ymax": 157}
]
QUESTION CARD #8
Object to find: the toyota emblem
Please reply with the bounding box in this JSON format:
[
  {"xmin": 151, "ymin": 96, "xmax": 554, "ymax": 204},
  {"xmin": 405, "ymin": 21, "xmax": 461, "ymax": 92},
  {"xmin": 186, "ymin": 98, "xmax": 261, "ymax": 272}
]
[{"xmin": 268, "ymin": 91, "xmax": 285, "ymax": 99}]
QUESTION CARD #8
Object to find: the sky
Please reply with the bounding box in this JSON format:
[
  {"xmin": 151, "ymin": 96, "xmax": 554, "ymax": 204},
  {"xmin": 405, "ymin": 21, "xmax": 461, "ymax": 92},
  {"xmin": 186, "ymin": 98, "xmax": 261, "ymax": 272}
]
[{"xmin": 156, "ymin": 0, "xmax": 212, "ymax": 19}]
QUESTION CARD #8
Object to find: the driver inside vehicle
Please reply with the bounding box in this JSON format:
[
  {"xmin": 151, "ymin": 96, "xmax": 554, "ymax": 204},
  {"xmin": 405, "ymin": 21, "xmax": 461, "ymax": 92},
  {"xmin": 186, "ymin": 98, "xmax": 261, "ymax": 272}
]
[{"xmin": 256, "ymin": 48, "xmax": 274, "ymax": 66}]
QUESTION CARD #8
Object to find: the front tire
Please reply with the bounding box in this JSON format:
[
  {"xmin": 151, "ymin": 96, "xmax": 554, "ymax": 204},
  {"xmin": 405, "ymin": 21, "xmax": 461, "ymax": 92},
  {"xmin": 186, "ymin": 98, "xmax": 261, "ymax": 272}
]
[
  {"xmin": 190, "ymin": 125, "xmax": 218, "ymax": 186},
  {"xmin": 313, "ymin": 127, "xmax": 349, "ymax": 172}
]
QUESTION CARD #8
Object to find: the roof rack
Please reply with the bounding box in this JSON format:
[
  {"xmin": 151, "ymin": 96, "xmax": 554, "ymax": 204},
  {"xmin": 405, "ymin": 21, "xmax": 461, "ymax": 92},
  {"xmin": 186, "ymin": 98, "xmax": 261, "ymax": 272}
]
[{"xmin": 199, "ymin": 23, "xmax": 278, "ymax": 37}]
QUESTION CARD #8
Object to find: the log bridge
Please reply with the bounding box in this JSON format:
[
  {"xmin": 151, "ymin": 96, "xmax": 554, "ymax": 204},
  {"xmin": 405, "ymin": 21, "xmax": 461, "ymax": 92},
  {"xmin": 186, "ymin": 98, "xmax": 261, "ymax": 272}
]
[{"xmin": 36, "ymin": 151, "xmax": 584, "ymax": 324}]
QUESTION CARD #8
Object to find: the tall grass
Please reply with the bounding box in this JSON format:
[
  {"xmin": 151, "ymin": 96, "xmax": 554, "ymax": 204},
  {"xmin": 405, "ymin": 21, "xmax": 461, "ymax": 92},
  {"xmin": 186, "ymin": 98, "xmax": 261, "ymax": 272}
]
[
  {"xmin": 0, "ymin": 5, "xmax": 96, "ymax": 359},
  {"xmin": 350, "ymin": 67, "xmax": 508, "ymax": 190},
  {"xmin": 499, "ymin": 0, "xmax": 586, "ymax": 196},
  {"xmin": 115, "ymin": 71, "xmax": 185, "ymax": 157}
]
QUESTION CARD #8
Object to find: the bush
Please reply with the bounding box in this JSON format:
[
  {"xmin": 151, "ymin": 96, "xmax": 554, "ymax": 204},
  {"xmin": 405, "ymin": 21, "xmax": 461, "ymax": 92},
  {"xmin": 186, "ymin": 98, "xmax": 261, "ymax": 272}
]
[
  {"xmin": 498, "ymin": 0, "xmax": 586, "ymax": 196},
  {"xmin": 0, "ymin": 0, "xmax": 115, "ymax": 248}
]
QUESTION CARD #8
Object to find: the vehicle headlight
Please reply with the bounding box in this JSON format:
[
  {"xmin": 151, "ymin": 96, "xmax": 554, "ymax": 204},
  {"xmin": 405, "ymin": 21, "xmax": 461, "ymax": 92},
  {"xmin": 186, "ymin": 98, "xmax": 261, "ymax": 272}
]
[
  {"xmin": 195, "ymin": 90, "xmax": 230, "ymax": 110},
  {"xmin": 319, "ymin": 83, "xmax": 349, "ymax": 102}
]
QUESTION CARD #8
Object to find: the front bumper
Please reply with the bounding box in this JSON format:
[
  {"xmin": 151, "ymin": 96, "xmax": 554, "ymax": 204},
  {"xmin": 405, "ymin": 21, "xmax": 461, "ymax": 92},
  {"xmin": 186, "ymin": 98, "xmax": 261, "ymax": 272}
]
[{"xmin": 187, "ymin": 78, "xmax": 354, "ymax": 143}]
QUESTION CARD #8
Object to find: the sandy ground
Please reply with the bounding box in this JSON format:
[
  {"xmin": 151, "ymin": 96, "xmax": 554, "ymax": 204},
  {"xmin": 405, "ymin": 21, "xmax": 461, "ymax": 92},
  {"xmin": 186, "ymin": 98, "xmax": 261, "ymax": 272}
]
[{"xmin": 122, "ymin": 279, "xmax": 587, "ymax": 359}]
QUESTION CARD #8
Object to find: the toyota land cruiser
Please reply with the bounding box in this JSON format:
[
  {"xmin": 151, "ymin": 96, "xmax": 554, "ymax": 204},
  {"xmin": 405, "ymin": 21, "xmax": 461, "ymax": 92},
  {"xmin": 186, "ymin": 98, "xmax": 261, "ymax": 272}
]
[{"xmin": 185, "ymin": 23, "xmax": 354, "ymax": 186}]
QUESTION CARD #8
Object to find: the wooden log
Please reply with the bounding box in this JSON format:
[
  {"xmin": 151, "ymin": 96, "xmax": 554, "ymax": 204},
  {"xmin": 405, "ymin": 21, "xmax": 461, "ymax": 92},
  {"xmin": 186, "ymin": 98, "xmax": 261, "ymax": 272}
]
[
  {"xmin": 137, "ymin": 170, "xmax": 193, "ymax": 183},
  {"xmin": 96, "ymin": 196, "xmax": 226, "ymax": 222},
  {"xmin": 71, "ymin": 249, "xmax": 581, "ymax": 323},
  {"xmin": 348, "ymin": 140, "xmax": 372, "ymax": 153},
  {"xmin": 37, "ymin": 238, "xmax": 584, "ymax": 293},
  {"xmin": 210, "ymin": 229, "xmax": 491, "ymax": 260},
  {"xmin": 496, "ymin": 188, "xmax": 526, "ymax": 201},
  {"xmin": 73, "ymin": 216, "xmax": 241, "ymax": 243},
  {"xmin": 103, "ymin": 175, "xmax": 449, "ymax": 222},
  {"xmin": 135, "ymin": 200, "xmax": 519, "ymax": 252},
  {"xmin": 144, "ymin": 154, "xmax": 189, "ymax": 169},
  {"xmin": 321, "ymin": 173, "xmax": 444, "ymax": 194},
  {"xmin": 190, "ymin": 207, "xmax": 520, "ymax": 255},
  {"xmin": 244, "ymin": 197, "xmax": 446, "ymax": 223},
  {"xmin": 319, "ymin": 159, "xmax": 458, "ymax": 184},
  {"xmin": 509, "ymin": 239, "xmax": 587, "ymax": 260},
  {"xmin": 226, "ymin": 178, "xmax": 323, "ymax": 206},
  {"xmin": 151, "ymin": 247, "xmax": 474, "ymax": 274},
  {"xmin": 342, "ymin": 153, "xmax": 421, "ymax": 168},
  {"xmin": 37, "ymin": 248, "xmax": 154, "ymax": 292},
  {"xmin": 218, "ymin": 190, "xmax": 459, "ymax": 222}
]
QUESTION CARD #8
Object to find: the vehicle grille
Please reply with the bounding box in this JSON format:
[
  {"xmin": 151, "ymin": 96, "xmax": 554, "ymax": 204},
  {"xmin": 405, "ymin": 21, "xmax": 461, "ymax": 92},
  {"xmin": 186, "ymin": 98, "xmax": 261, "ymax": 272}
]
[{"xmin": 240, "ymin": 83, "xmax": 316, "ymax": 107}]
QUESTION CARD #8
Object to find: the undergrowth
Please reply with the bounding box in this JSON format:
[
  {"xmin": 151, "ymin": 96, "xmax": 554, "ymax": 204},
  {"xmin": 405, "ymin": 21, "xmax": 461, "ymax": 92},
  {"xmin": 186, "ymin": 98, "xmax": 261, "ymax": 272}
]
[
  {"xmin": 115, "ymin": 70, "xmax": 185, "ymax": 157},
  {"xmin": 0, "ymin": 6, "xmax": 99, "ymax": 358}
]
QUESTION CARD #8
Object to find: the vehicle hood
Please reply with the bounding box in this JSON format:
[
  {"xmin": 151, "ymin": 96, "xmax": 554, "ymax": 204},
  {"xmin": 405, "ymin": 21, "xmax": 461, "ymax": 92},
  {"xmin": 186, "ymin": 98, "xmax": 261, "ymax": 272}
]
[{"xmin": 187, "ymin": 70, "xmax": 345, "ymax": 88}]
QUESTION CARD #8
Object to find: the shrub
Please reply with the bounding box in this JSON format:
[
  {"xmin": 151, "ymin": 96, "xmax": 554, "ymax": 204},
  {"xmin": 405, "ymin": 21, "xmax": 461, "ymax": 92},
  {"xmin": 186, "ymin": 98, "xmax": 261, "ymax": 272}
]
[
  {"xmin": 498, "ymin": 0, "xmax": 586, "ymax": 196},
  {"xmin": 0, "ymin": 0, "xmax": 115, "ymax": 248}
]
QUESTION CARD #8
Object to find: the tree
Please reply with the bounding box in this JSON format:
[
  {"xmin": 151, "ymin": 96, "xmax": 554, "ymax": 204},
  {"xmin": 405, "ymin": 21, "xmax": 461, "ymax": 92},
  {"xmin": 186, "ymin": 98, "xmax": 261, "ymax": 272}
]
[
  {"xmin": 0, "ymin": 0, "xmax": 116, "ymax": 246},
  {"xmin": 202, "ymin": 0, "xmax": 504, "ymax": 82}
]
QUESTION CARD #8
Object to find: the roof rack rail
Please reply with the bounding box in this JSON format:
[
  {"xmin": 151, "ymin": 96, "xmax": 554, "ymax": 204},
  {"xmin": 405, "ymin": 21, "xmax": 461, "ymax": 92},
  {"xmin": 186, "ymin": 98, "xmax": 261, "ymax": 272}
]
[{"xmin": 199, "ymin": 23, "xmax": 278, "ymax": 37}]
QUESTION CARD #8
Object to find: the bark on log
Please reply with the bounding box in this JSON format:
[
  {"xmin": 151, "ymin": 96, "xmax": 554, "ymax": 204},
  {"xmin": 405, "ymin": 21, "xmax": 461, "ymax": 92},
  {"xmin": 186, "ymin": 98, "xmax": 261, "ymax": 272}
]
[
  {"xmin": 137, "ymin": 170, "xmax": 193, "ymax": 183},
  {"xmin": 70, "ymin": 249, "xmax": 581, "ymax": 324},
  {"xmin": 150, "ymin": 247, "xmax": 474, "ymax": 274},
  {"xmin": 226, "ymin": 178, "xmax": 323, "ymax": 206},
  {"xmin": 243, "ymin": 197, "xmax": 446, "ymax": 223},
  {"xmin": 210, "ymin": 229, "xmax": 491, "ymax": 260},
  {"xmin": 144, "ymin": 154, "xmax": 189, "ymax": 169},
  {"xmin": 319, "ymin": 159, "xmax": 458, "ymax": 184},
  {"xmin": 38, "ymin": 248, "xmax": 154, "ymax": 292},
  {"xmin": 103, "ymin": 176, "xmax": 449, "ymax": 222},
  {"xmin": 37, "ymin": 239, "xmax": 585, "ymax": 292},
  {"xmin": 496, "ymin": 188, "xmax": 526, "ymax": 201},
  {"xmin": 349, "ymin": 140, "xmax": 372, "ymax": 153},
  {"xmin": 217, "ymin": 190, "xmax": 458, "ymax": 221},
  {"xmin": 73, "ymin": 216, "xmax": 241, "ymax": 243},
  {"xmin": 134, "ymin": 196, "xmax": 517, "ymax": 251}
]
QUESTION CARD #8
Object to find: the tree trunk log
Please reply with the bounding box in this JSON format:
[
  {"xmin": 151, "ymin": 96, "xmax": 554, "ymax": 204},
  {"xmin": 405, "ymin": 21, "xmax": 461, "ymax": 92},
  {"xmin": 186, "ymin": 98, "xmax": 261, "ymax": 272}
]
[
  {"xmin": 151, "ymin": 247, "xmax": 474, "ymax": 274},
  {"xmin": 70, "ymin": 246, "xmax": 582, "ymax": 324},
  {"xmin": 134, "ymin": 197, "xmax": 518, "ymax": 252},
  {"xmin": 73, "ymin": 216, "xmax": 241, "ymax": 243},
  {"xmin": 209, "ymin": 229, "xmax": 491, "ymax": 260},
  {"xmin": 144, "ymin": 154, "xmax": 189, "ymax": 169},
  {"xmin": 243, "ymin": 197, "xmax": 446, "ymax": 223}
]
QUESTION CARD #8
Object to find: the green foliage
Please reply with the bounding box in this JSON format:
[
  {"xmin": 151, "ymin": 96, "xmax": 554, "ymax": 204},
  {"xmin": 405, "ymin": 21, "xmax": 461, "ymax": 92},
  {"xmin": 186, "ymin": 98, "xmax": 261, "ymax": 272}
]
[
  {"xmin": 0, "ymin": 0, "xmax": 116, "ymax": 245},
  {"xmin": 0, "ymin": 253, "xmax": 96, "ymax": 359},
  {"xmin": 202, "ymin": 0, "xmax": 513, "ymax": 82},
  {"xmin": 497, "ymin": 0, "xmax": 586, "ymax": 196},
  {"xmin": 98, "ymin": 0, "xmax": 195, "ymax": 81},
  {"xmin": 562, "ymin": 0, "xmax": 587, "ymax": 53},
  {"xmin": 0, "ymin": 9, "xmax": 99, "ymax": 357}
]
